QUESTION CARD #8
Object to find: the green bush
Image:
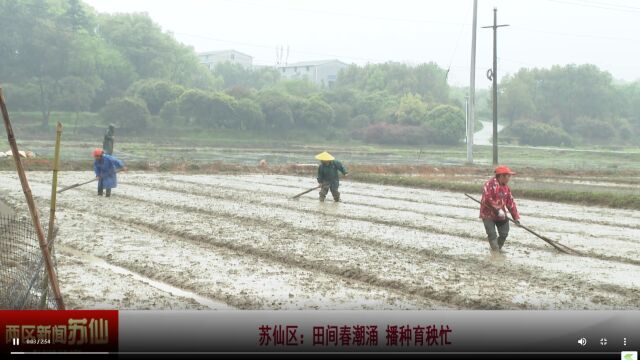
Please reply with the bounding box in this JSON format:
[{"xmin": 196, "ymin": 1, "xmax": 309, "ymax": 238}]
[
  {"xmin": 572, "ymin": 116, "xmax": 615, "ymax": 141},
  {"xmin": 4, "ymin": 83, "xmax": 42, "ymax": 111},
  {"xmin": 234, "ymin": 98, "xmax": 265, "ymax": 130},
  {"xmin": 510, "ymin": 120, "xmax": 573, "ymax": 146},
  {"xmin": 127, "ymin": 79, "xmax": 185, "ymax": 115},
  {"xmin": 330, "ymin": 102, "xmax": 353, "ymax": 128},
  {"xmin": 352, "ymin": 123, "xmax": 432, "ymax": 145},
  {"xmin": 297, "ymin": 97, "xmax": 335, "ymax": 128},
  {"xmin": 177, "ymin": 89, "xmax": 213, "ymax": 126},
  {"xmin": 176, "ymin": 90, "xmax": 237, "ymax": 128},
  {"xmin": 394, "ymin": 93, "xmax": 429, "ymax": 126},
  {"xmin": 349, "ymin": 114, "xmax": 372, "ymax": 129},
  {"xmin": 610, "ymin": 118, "xmax": 635, "ymax": 142},
  {"xmin": 209, "ymin": 92, "xmax": 237, "ymax": 128},
  {"xmin": 100, "ymin": 97, "xmax": 150, "ymax": 131},
  {"xmin": 159, "ymin": 99, "xmax": 182, "ymax": 124},
  {"xmin": 257, "ymin": 90, "xmax": 295, "ymax": 130},
  {"xmin": 425, "ymin": 104, "xmax": 465, "ymax": 145}
]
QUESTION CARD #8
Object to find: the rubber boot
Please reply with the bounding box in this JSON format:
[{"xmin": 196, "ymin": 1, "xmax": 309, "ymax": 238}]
[
  {"xmin": 498, "ymin": 236, "xmax": 507, "ymax": 250},
  {"xmin": 106, "ymin": 188, "xmax": 112, "ymax": 198},
  {"xmin": 488, "ymin": 237, "xmax": 500, "ymax": 253}
]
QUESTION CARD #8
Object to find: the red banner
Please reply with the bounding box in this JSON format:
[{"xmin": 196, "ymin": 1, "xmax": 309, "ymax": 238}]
[{"xmin": 1, "ymin": 310, "xmax": 118, "ymax": 354}]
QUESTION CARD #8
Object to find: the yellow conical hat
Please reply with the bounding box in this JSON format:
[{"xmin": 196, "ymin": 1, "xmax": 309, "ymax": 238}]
[{"xmin": 315, "ymin": 151, "xmax": 335, "ymax": 161}]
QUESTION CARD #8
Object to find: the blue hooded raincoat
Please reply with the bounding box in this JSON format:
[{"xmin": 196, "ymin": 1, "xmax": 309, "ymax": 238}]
[{"xmin": 94, "ymin": 154, "xmax": 124, "ymax": 189}]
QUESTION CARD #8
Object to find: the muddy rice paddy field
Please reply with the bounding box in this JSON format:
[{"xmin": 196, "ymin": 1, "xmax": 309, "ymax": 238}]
[{"xmin": 1, "ymin": 171, "xmax": 639, "ymax": 310}]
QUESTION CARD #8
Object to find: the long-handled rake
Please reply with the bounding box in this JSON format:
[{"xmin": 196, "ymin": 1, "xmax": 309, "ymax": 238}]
[
  {"xmin": 58, "ymin": 168, "xmax": 124, "ymax": 194},
  {"xmin": 465, "ymin": 193, "xmax": 583, "ymax": 256},
  {"xmin": 291, "ymin": 184, "xmax": 323, "ymax": 200}
]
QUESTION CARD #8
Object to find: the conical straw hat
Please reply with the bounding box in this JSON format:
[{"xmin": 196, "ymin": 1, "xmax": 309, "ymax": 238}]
[{"xmin": 315, "ymin": 151, "xmax": 335, "ymax": 161}]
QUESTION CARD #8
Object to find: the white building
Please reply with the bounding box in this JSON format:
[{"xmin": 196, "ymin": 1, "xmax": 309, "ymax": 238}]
[
  {"xmin": 278, "ymin": 59, "xmax": 348, "ymax": 88},
  {"xmin": 198, "ymin": 50, "xmax": 253, "ymax": 70}
]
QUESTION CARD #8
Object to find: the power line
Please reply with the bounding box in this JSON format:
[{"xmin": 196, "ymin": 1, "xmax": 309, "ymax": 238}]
[
  {"xmin": 176, "ymin": 32, "xmax": 390, "ymax": 63},
  {"xmin": 579, "ymin": 0, "xmax": 640, "ymax": 10},
  {"xmin": 542, "ymin": 0, "xmax": 640, "ymax": 13},
  {"xmin": 497, "ymin": 57, "xmax": 538, "ymax": 67},
  {"xmin": 446, "ymin": 23, "xmax": 469, "ymax": 81},
  {"xmin": 177, "ymin": 31, "xmax": 487, "ymax": 68},
  {"xmin": 217, "ymin": 0, "xmax": 469, "ymax": 27},
  {"xmin": 510, "ymin": 26, "xmax": 639, "ymax": 42},
  {"xmin": 481, "ymin": 7, "xmax": 509, "ymax": 166},
  {"xmin": 176, "ymin": 30, "xmax": 628, "ymax": 77}
]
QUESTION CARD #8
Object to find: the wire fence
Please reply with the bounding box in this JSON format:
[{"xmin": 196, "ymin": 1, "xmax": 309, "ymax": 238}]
[{"xmin": 0, "ymin": 215, "xmax": 59, "ymax": 309}]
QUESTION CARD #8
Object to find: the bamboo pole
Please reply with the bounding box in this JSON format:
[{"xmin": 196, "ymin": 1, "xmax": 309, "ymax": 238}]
[
  {"xmin": 0, "ymin": 87, "xmax": 65, "ymax": 309},
  {"xmin": 47, "ymin": 122, "xmax": 62, "ymax": 243},
  {"xmin": 40, "ymin": 122, "xmax": 62, "ymax": 309}
]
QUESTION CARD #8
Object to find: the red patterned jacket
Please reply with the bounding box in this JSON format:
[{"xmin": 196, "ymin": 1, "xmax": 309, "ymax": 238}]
[{"xmin": 480, "ymin": 177, "xmax": 520, "ymax": 221}]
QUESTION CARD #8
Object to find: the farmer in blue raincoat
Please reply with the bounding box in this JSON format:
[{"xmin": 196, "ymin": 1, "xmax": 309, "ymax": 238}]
[{"xmin": 93, "ymin": 148, "xmax": 126, "ymax": 197}]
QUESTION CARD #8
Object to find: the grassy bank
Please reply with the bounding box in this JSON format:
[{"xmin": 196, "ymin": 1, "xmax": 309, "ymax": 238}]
[
  {"xmin": 2, "ymin": 110, "xmax": 640, "ymax": 172},
  {"xmin": 349, "ymin": 173, "xmax": 640, "ymax": 210},
  {"xmin": 2, "ymin": 159, "xmax": 638, "ymax": 210}
]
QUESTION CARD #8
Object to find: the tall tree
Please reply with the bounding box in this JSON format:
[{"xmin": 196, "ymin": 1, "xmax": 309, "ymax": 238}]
[{"xmin": 97, "ymin": 12, "xmax": 220, "ymax": 89}]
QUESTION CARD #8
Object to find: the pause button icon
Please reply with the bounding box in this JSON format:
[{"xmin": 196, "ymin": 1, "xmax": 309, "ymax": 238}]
[{"xmin": 12, "ymin": 338, "xmax": 19, "ymax": 346}]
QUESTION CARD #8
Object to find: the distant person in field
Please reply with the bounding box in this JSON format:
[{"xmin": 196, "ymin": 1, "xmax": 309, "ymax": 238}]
[
  {"xmin": 103, "ymin": 124, "xmax": 115, "ymax": 155},
  {"xmin": 93, "ymin": 148, "xmax": 125, "ymax": 197},
  {"xmin": 315, "ymin": 151, "xmax": 348, "ymax": 202},
  {"xmin": 480, "ymin": 165, "xmax": 521, "ymax": 253}
]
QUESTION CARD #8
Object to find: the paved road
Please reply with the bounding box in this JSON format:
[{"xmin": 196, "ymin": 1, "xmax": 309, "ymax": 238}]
[{"xmin": 473, "ymin": 120, "xmax": 504, "ymax": 146}]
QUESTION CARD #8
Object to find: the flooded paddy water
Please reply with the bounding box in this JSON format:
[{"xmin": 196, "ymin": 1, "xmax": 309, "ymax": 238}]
[{"xmin": 0, "ymin": 172, "xmax": 638, "ymax": 310}]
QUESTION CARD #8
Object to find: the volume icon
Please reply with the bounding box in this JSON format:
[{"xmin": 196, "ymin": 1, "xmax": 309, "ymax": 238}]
[{"xmin": 578, "ymin": 338, "xmax": 587, "ymax": 346}]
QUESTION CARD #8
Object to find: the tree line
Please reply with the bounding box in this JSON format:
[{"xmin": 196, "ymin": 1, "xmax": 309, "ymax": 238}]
[
  {"xmin": 499, "ymin": 64, "xmax": 640, "ymax": 146},
  {"xmin": 0, "ymin": 0, "xmax": 468, "ymax": 145},
  {"xmin": 0, "ymin": 0, "xmax": 219, "ymax": 127},
  {"xmin": 2, "ymin": 0, "xmax": 638, "ymax": 147}
]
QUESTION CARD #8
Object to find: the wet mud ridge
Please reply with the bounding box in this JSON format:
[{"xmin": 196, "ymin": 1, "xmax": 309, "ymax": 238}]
[{"xmin": 0, "ymin": 172, "xmax": 638, "ymax": 309}]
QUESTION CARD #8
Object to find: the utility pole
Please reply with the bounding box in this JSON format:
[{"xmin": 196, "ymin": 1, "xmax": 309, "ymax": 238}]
[
  {"xmin": 467, "ymin": 0, "xmax": 478, "ymax": 164},
  {"xmin": 483, "ymin": 7, "xmax": 508, "ymax": 166},
  {"xmin": 465, "ymin": 95, "xmax": 469, "ymax": 144}
]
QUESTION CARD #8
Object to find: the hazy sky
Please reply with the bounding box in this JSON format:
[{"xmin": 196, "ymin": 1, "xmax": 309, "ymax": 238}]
[{"xmin": 82, "ymin": 0, "xmax": 640, "ymax": 87}]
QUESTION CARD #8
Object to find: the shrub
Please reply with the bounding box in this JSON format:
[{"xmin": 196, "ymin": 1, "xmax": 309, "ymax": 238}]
[
  {"xmin": 178, "ymin": 89, "xmax": 214, "ymax": 126},
  {"xmin": 298, "ymin": 97, "xmax": 335, "ymax": 128},
  {"xmin": 394, "ymin": 93, "xmax": 429, "ymax": 125},
  {"xmin": 100, "ymin": 97, "xmax": 150, "ymax": 131},
  {"xmin": 572, "ymin": 116, "xmax": 616, "ymax": 142},
  {"xmin": 234, "ymin": 98, "xmax": 265, "ymax": 130},
  {"xmin": 127, "ymin": 79, "xmax": 185, "ymax": 115},
  {"xmin": 257, "ymin": 90, "xmax": 295, "ymax": 130},
  {"xmin": 510, "ymin": 120, "xmax": 573, "ymax": 146},
  {"xmin": 352, "ymin": 123, "xmax": 431, "ymax": 145},
  {"xmin": 349, "ymin": 114, "xmax": 372, "ymax": 129},
  {"xmin": 159, "ymin": 100, "xmax": 182, "ymax": 124},
  {"xmin": 425, "ymin": 104, "xmax": 465, "ymax": 144},
  {"xmin": 3, "ymin": 83, "xmax": 42, "ymax": 111}
]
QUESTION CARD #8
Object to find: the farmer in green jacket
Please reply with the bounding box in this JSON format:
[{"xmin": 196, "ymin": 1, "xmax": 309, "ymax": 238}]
[{"xmin": 316, "ymin": 151, "xmax": 348, "ymax": 202}]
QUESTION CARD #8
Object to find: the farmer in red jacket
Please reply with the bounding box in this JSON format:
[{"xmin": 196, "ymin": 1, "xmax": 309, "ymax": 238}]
[{"xmin": 480, "ymin": 165, "xmax": 521, "ymax": 253}]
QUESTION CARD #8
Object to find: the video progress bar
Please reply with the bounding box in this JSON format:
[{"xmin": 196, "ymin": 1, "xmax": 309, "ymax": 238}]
[{"xmin": 10, "ymin": 351, "xmax": 628, "ymax": 355}]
